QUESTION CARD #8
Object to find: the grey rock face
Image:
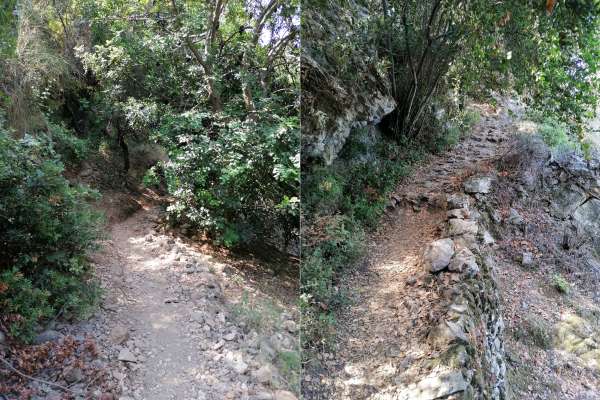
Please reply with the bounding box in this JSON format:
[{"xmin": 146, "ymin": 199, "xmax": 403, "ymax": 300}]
[
  {"xmin": 507, "ymin": 208, "xmax": 524, "ymax": 226},
  {"xmin": 429, "ymin": 319, "xmax": 470, "ymax": 348},
  {"xmin": 397, "ymin": 371, "xmax": 468, "ymax": 400},
  {"xmin": 252, "ymin": 363, "xmax": 276, "ymax": 384},
  {"xmin": 224, "ymin": 350, "xmax": 248, "ymax": 374},
  {"xmin": 521, "ymin": 252, "xmax": 534, "ymax": 266},
  {"xmin": 454, "ymin": 234, "xmax": 479, "ymax": 251},
  {"xmin": 448, "ymin": 219, "xmax": 479, "ymax": 236},
  {"xmin": 447, "ymin": 208, "xmax": 469, "ymax": 220},
  {"xmin": 546, "ymin": 150, "xmax": 600, "ymax": 252},
  {"xmin": 550, "ymin": 184, "xmax": 588, "ymax": 219},
  {"xmin": 572, "ymin": 198, "xmax": 600, "ymax": 237},
  {"xmin": 482, "ymin": 230, "xmax": 495, "ymax": 245},
  {"xmin": 118, "ymin": 348, "xmax": 137, "ymax": 363},
  {"xmin": 282, "ymin": 319, "xmax": 297, "ymax": 333},
  {"xmin": 110, "ymin": 325, "xmax": 129, "ymax": 344},
  {"xmin": 301, "ymin": 4, "xmax": 396, "ymax": 165},
  {"xmin": 447, "ymin": 193, "xmax": 470, "ymax": 210},
  {"xmin": 424, "ymin": 238, "xmax": 455, "ymax": 272},
  {"xmin": 273, "ymin": 391, "xmax": 298, "ymax": 400},
  {"xmin": 33, "ymin": 330, "xmax": 62, "ymax": 345},
  {"xmin": 449, "ymin": 248, "xmax": 479, "ymax": 276},
  {"xmin": 63, "ymin": 366, "xmax": 84, "ymax": 383}
]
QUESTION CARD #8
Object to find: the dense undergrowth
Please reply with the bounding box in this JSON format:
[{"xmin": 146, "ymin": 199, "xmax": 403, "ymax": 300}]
[
  {"xmin": 150, "ymin": 110, "xmax": 299, "ymax": 249},
  {"xmin": 0, "ymin": 116, "xmax": 102, "ymax": 341}
]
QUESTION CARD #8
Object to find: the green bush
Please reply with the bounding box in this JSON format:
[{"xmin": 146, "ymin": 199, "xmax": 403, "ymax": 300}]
[
  {"xmin": 430, "ymin": 109, "xmax": 480, "ymax": 153},
  {"xmin": 552, "ymin": 274, "xmax": 571, "ymax": 294},
  {"xmin": 277, "ymin": 350, "xmax": 300, "ymax": 391},
  {"xmin": 142, "ymin": 165, "xmax": 161, "ymax": 188},
  {"xmin": 538, "ymin": 119, "xmax": 576, "ymax": 150},
  {"xmin": 157, "ymin": 111, "xmax": 299, "ymax": 250},
  {"xmin": 46, "ymin": 120, "xmax": 91, "ymax": 166},
  {"xmin": 0, "ymin": 125, "xmax": 102, "ymax": 341}
]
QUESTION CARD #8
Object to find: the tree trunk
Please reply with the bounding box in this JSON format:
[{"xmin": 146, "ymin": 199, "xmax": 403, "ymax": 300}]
[
  {"xmin": 241, "ymin": 73, "xmax": 256, "ymax": 115},
  {"xmin": 172, "ymin": 0, "xmax": 224, "ymax": 113},
  {"xmin": 116, "ymin": 125, "xmax": 130, "ymax": 173},
  {"xmin": 184, "ymin": 37, "xmax": 223, "ymax": 113},
  {"xmin": 239, "ymin": 0, "xmax": 280, "ymax": 115},
  {"xmin": 205, "ymin": 71, "xmax": 223, "ymax": 113}
]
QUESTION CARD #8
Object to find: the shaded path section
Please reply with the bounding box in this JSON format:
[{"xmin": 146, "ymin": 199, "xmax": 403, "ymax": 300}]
[{"xmin": 320, "ymin": 102, "xmax": 516, "ymax": 399}]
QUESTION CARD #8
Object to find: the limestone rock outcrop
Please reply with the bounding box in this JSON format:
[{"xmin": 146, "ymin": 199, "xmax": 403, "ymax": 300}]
[{"xmin": 301, "ymin": 1, "xmax": 395, "ymax": 164}]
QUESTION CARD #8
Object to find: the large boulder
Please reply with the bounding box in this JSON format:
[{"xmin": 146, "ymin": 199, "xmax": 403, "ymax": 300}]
[
  {"xmin": 572, "ymin": 198, "xmax": 600, "ymax": 238},
  {"xmin": 424, "ymin": 238, "xmax": 455, "ymax": 272},
  {"xmin": 550, "ymin": 184, "xmax": 588, "ymax": 219}
]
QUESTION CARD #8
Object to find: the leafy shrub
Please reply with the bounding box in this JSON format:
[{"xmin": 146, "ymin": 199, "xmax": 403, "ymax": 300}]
[
  {"xmin": 157, "ymin": 111, "xmax": 299, "ymax": 251},
  {"xmin": 46, "ymin": 120, "xmax": 91, "ymax": 166},
  {"xmin": 142, "ymin": 165, "xmax": 161, "ymax": 188},
  {"xmin": 0, "ymin": 125, "xmax": 102, "ymax": 341},
  {"xmin": 552, "ymin": 274, "xmax": 570, "ymax": 294},
  {"xmin": 300, "ymin": 292, "xmax": 336, "ymax": 348},
  {"xmin": 538, "ymin": 119, "xmax": 576, "ymax": 150},
  {"xmin": 429, "ymin": 109, "xmax": 481, "ymax": 153},
  {"xmin": 277, "ymin": 349, "xmax": 300, "ymax": 392}
]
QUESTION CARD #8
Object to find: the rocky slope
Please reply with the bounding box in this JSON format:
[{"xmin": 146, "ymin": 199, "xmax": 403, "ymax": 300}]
[
  {"xmin": 301, "ymin": 0, "xmax": 394, "ymax": 164},
  {"xmin": 480, "ymin": 125, "xmax": 600, "ymax": 399}
]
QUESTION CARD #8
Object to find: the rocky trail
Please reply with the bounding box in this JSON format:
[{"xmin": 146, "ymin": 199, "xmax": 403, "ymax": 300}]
[
  {"xmin": 3, "ymin": 200, "xmax": 299, "ymax": 400},
  {"xmin": 89, "ymin": 204, "xmax": 300, "ymax": 400},
  {"xmin": 313, "ymin": 101, "xmax": 514, "ymax": 400},
  {"xmin": 310, "ymin": 99, "xmax": 600, "ymax": 399}
]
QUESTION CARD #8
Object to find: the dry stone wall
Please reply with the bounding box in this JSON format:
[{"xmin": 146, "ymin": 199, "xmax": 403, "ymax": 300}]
[{"xmin": 409, "ymin": 176, "xmax": 507, "ymax": 400}]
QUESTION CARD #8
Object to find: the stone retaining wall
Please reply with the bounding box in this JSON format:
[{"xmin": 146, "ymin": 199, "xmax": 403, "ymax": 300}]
[{"xmin": 413, "ymin": 176, "xmax": 507, "ymax": 400}]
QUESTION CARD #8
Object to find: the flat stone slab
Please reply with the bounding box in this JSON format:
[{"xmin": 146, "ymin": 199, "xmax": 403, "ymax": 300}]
[
  {"xmin": 397, "ymin": 371, "xmax": 468, "ymax": 400},
  {"xmin": 464, "ymin": 176, "xmax": 492, "ymax": 194}
]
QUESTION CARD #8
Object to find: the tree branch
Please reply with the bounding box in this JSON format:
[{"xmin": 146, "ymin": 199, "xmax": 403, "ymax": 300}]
[{"xmin": 0, "ymin": 357, "xmax": 76, "ymax": 394}]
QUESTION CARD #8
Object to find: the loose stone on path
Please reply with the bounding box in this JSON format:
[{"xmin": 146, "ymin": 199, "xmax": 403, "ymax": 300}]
[{"xmin": 423, "ymin": 238, "xmax": 455, "ymax": 272}]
